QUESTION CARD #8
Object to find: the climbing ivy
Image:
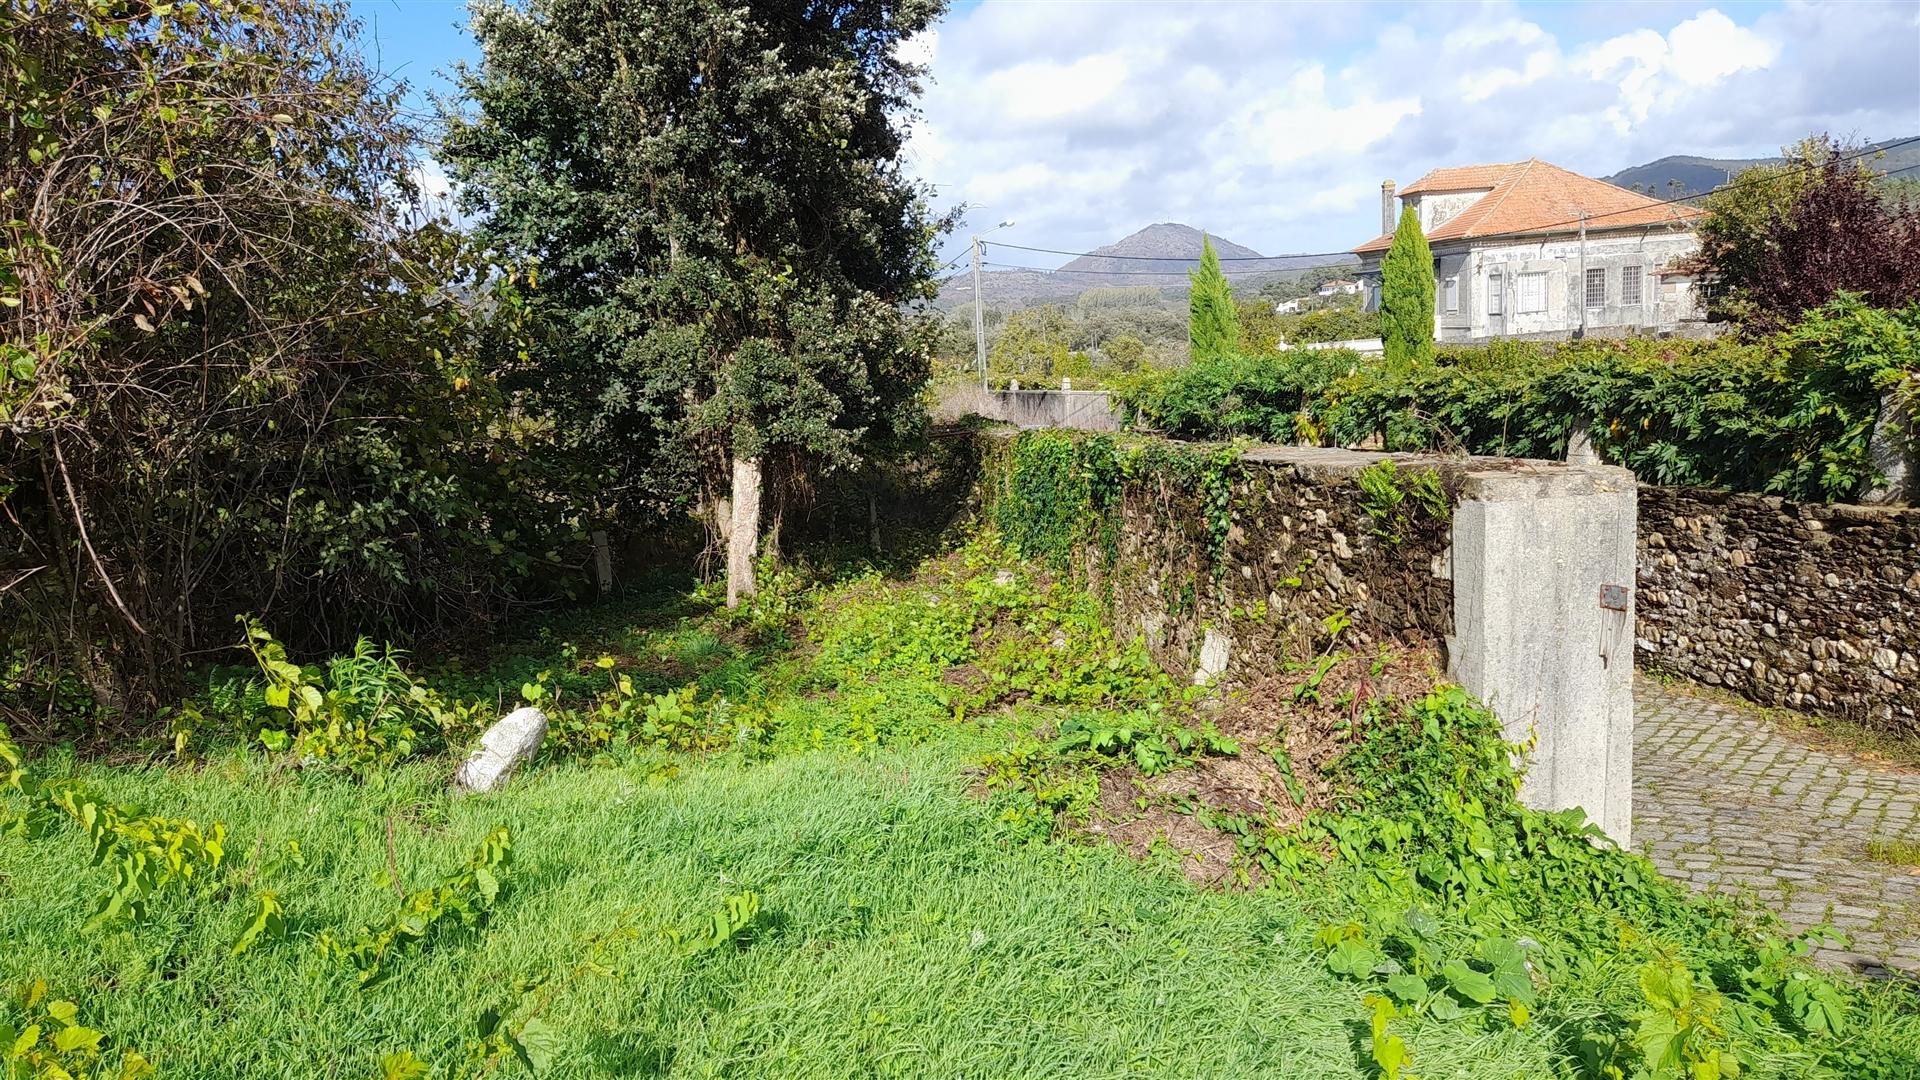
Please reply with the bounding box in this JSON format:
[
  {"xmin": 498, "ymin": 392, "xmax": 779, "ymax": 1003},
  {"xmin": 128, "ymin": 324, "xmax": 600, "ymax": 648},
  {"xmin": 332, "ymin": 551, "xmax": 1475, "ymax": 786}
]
[
  {"xmin": 992, "ymin": 431, "xmax": 1124, "ymax": 569},
  {"xmin": 993, "ymin": 432, "xmax": 1245, "ymax": 578}
]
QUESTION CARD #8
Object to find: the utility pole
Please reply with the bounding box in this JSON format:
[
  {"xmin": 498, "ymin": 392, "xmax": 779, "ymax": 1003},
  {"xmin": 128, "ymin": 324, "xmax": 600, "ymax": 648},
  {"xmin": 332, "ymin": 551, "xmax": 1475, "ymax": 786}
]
[
  {"xmin": 972, "ymin": 233, "xmax": 987, "ymax": 390},
  {"xmin": 1574, "ymin": 208, "xmax": 1589, "ymax": 338}
]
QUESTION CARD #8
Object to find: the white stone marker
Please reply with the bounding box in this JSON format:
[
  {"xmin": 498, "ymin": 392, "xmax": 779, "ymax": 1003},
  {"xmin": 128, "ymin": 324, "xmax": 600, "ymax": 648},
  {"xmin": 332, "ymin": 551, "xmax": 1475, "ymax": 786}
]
[{"xmin": 452, "ymin": 706, "xmax": 548, "ymax": 794}]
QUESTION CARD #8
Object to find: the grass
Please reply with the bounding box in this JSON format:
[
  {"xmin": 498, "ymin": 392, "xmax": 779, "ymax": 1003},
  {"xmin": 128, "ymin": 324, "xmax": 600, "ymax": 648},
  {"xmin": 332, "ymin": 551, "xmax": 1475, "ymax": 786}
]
[
  {"xmin": 4, "ymin": 535, "xmax": 1920, "ymax": 1079},
  {"xmin": 1867, "ymin": 837, "xmax": 1920, "ymax": 868},
  {"xmin": 1, "ymin": 745, "xmax": 1572, "ymax": 1078}
]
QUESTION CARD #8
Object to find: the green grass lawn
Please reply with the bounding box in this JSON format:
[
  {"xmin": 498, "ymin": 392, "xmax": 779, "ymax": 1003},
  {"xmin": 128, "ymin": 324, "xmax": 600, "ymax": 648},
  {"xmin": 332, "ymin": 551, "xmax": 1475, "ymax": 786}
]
[
  {"xmin": 3, "ymin": 743, "xmax": 1560, "ymax": 1079},
  {"xmin": 4, "ymin": 536, "xmax": 1918, "ymax": 1079}
]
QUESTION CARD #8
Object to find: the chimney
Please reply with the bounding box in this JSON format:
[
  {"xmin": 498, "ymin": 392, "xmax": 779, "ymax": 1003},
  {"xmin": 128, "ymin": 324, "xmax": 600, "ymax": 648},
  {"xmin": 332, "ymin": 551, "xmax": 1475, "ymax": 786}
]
[{"xmin": 1381, "ymin": 180, "xmax": 1397, "ymax": 235}]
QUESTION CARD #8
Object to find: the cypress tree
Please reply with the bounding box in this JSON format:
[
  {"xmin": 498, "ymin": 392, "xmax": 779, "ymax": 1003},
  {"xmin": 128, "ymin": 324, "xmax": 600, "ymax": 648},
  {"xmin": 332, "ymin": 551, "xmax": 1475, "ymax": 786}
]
[
  {"xmin": 1380, "ymin": 205, "xmax": 1435, "ymax": 367},
  {"xmin": 1188, "ymin": 235, "xmax": 1241, "ymax": 359}
]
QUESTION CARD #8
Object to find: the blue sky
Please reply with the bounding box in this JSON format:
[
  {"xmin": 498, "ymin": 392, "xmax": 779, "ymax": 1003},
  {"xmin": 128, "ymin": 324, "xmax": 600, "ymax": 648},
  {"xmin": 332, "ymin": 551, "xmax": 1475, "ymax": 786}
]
[{"xmin": 350, "ymin": 0, "xmax": 1920, "ymax": 262}]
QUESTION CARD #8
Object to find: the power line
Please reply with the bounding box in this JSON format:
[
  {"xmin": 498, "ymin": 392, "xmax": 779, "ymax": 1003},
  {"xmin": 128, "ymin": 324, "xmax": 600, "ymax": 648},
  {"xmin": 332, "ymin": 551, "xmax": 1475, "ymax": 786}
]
[
  {"xmin": 980, "ymin": 260, "xmax": 1300, "ymax": 278},
  {"xmin": 988, "ymin": 240, "xmax": 1354, "ymax": 263},
  {"xmin": 978, "ymin": 136, "xmax": 1920, "ymax": 266},
  {"xmin": 1504, "ymin": 134, "xmax": 1920, "ymax": 233}
]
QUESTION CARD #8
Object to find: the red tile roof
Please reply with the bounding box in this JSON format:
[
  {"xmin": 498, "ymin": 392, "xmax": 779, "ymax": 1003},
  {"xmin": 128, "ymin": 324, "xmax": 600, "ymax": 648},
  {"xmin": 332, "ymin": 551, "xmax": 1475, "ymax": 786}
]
[{"xmin": 1356, "ymin": 159, "xmax": 1704, "ymax": 255}]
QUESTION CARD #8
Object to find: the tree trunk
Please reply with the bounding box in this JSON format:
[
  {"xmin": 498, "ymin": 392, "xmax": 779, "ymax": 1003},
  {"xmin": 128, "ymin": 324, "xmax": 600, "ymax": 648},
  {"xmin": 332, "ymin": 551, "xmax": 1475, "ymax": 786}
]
[
  {"xmin": 725, "ymin": 455, "xmax": 762, "ymax": 607},
  {"xmin": 699, "ymin": 491, "xmax": 731, "ymax": 583}
]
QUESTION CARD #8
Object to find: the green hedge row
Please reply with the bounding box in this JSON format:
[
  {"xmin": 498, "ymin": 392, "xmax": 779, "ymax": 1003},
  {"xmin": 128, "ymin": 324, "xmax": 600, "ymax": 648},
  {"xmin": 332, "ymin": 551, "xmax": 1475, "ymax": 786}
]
[{"xmin": 1117, "ymin": 296, "xmax": 1919, "ymax": 502}]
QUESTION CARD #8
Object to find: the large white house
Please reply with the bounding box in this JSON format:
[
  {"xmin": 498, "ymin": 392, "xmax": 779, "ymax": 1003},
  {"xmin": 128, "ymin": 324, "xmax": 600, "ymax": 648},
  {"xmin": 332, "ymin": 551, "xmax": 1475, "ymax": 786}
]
[{"xmin": 1354, "ymin": 160, "xmax": 1705, "ymax": 341}]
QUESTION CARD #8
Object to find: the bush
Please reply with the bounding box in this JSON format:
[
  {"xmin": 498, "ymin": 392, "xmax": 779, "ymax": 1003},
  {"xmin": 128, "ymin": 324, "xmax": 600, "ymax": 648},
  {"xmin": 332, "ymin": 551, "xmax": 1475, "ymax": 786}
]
[
  {"xmin": 0, "ymin": 1, "xmax": 579, "ymax": 729},
  {"xmin": 1121, "ymin": 296, "xmax": 1919, "ymax": 502}
]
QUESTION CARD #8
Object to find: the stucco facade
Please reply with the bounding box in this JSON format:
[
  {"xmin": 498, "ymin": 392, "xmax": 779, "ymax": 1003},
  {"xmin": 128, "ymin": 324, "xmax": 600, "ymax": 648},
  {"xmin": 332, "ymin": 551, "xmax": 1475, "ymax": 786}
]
[
  {"xmin": 1355, "ymin": 162, "xmax": 1706, "ymax": 342},
  {"xmin": 1359, "ymin": 227, "xmax": 1701, "ymax": 341}
]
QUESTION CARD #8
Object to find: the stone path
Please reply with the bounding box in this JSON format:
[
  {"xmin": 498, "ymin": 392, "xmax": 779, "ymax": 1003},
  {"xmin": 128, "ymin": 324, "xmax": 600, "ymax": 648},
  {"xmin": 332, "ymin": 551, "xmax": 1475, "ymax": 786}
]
[{"xmin": 1634, "ymin": 676, "xmax": 1920, "ymax": 976}]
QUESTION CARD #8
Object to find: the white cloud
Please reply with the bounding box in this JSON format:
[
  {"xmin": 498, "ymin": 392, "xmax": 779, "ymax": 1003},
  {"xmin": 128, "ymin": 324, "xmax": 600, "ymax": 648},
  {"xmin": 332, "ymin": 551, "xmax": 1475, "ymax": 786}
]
[{"xmin": 910, "ymin": 0, "xmax": 1920, "ymax": 262}]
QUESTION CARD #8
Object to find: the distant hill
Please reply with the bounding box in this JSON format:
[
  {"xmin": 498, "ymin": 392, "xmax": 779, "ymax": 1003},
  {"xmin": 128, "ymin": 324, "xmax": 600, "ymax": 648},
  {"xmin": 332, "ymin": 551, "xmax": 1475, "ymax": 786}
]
[
  {"xmin": 939, "ymin": 222, "xmax": 1353, "ymax": 309},
  {"xmin": 1604, "ymin": 136, "xmax": 1920, "ymax": 197}
]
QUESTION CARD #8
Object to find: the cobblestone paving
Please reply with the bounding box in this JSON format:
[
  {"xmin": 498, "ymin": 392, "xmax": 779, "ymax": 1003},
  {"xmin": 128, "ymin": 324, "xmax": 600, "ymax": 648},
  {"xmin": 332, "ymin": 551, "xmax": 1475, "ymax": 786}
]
[{"xmin": 1635, "ymin": 676, "xmax": 1920, "ymax": 976}]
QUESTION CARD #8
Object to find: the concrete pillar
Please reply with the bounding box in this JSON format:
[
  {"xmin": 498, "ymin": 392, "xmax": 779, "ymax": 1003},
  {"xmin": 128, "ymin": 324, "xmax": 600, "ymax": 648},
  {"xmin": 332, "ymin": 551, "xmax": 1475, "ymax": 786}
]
[
  {"xmin": 1563, "ymin": 422, "xmax": 1601, "ymax": 466},
  {"xmin": 1447, "ymin": 462, "xmax": 1638, "ymax": 845},
  {"xmin": 1863, "ymin": 378, "xmax": 1915, "ymax": 506}
]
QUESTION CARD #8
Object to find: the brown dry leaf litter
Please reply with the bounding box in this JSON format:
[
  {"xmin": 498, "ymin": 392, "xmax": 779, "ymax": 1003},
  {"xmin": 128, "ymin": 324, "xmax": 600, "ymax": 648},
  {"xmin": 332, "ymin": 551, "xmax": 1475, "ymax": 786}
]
[{"xmin": 1082, "ymin": 648, "xmax": 1445, "ymax": 886}]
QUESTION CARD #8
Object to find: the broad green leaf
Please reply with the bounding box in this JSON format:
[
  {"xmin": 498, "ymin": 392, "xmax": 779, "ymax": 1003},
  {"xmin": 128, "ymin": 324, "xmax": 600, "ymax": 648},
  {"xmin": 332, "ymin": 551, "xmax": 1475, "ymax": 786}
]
[
  {"xmin": 54, "ymin": 1024, "xmax": 104, "ymax": 1052},
  {"xmin": 1493, "ymin": 968, "xmax": 1537, "ymax": 1005},
  {"xmin": 378, "ymin": 1051, "xmax": 429, "ymax": 1080},
  {"xmin": 1326, "ymin": 939, "xmax": 1381, "ymax": 978},
  {"xmin": 514, "ymin": 1015, "xmax": 567, "ymax": 1072},
  {"xmin": 1442, "ymin": 959, "xmax": 1498, "ymax": 1004},
  {"xmin": 1384, "ymin": 973, "xmax": 1428, "ymax": 1003},
  {"xmin": 231, "ymin": 892, "xmax": 285, "ymax": 956},
  {"xmin": 1403, "ymin": 906, "xmax": 1440, "ymax": 940},
  {"xmin": 1478, "ymin": 937, "xmax": 1525, "ymax": 971}
]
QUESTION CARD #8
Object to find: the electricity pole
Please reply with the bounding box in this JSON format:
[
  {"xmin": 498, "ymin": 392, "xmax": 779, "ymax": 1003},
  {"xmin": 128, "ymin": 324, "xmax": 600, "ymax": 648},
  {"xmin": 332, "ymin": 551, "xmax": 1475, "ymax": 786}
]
[
  {"xmin": 972, "ymin": 234, "xmax": 987, "ymax": 390},
  {"xmin": 971, "ymin": 220, "xmax": 1013, "ymax": 392},
  {"xmin": 1574, "ymin": 208, "xmax": 1589, "ymax": 338}
]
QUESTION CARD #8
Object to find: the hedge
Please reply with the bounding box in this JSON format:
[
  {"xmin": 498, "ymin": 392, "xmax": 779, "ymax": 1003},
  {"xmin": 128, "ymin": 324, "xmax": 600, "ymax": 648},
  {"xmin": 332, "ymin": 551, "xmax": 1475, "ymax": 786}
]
[{"xmin": 1117, "ymin": 295, "xmax": 1919, "ymax": 502}]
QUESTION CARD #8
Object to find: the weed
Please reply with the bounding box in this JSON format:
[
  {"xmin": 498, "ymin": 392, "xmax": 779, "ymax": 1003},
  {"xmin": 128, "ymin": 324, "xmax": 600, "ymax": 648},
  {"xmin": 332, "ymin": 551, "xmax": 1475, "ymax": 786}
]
[
  {"xmin": 1865, "ymin": 837, "xmax": 1920, "ymax": 866},
  {"xmin": 0, "ymin": 980, "xmax": 150, "ymax": 1080},
  {"xmin": 317, "ymin": 826, "xmax": 513, "ymax": 988}
]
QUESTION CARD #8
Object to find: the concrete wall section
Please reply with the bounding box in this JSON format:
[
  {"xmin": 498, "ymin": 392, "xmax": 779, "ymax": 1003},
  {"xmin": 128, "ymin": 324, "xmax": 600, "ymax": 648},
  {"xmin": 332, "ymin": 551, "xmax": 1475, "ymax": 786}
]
[
  {"xmin": 1451, "ymin": 465, "xmax": 1639, "ymax": 844},
  {"xmin": 934, "ymin": 385, "xmax": 1119, "ymax": 432}
]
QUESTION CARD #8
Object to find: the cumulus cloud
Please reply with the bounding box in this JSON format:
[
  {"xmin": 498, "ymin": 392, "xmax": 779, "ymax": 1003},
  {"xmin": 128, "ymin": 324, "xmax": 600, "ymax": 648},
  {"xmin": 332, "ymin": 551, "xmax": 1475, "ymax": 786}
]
[{"xmin": 907, "ymin": 1, "xmax": 1920, "ymax": 262}]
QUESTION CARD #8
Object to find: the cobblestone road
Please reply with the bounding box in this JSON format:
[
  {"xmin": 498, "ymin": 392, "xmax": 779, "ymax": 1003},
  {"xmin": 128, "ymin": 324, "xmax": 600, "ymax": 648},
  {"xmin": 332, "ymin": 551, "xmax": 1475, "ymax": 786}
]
[{"xmin": 1635, "ymin": 676, "xmax": 1920, "ymax": 976}]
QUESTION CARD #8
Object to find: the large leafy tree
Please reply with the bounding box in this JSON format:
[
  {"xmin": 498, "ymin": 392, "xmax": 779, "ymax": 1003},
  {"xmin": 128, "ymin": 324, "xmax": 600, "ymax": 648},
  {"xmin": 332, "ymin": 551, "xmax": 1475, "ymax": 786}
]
[
  {"xmin": 1187, "ymin": 236, "xmax": 1240, "ymax": 359},
  {"xmin": 1380, "ymin": 206, "xmax": 1434, "ymax": 368},
  {"xmin": 442, "ymin": 0, "xmax": 951, "ymax": 604},
  {"xmin": 1698, "ymin": 137, "xmax": 1920, "ymax": 332}
]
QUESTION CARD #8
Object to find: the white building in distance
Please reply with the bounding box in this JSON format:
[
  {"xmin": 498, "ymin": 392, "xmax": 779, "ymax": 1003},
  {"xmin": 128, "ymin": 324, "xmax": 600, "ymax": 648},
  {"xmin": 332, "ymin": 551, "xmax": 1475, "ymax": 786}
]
[{"xmin": 1354, "ymin": 160, "xmax": 1706, "ymax": 342}]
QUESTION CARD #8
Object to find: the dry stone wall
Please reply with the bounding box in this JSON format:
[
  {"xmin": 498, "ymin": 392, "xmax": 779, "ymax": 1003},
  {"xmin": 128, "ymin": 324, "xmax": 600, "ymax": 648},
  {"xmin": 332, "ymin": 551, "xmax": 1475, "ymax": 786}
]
[
  {"xmin": 1094, "ymin": 446, "xmax": 1456, "ymax": 683},
  {"xmin": 1636, "ymin": 487, "xmax": 1920, "ymax": 736},
  {"xmin": 980, "ymin": 431, "xmax": 1641, "ymax": 839}
]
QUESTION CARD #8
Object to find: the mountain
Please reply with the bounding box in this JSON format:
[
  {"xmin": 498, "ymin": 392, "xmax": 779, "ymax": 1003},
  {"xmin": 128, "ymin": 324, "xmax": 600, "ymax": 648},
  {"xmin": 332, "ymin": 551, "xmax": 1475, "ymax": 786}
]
[
  {"xmin": 938, "ymin": 222, "xmax": 1353, "ymax": 309},
  {"xmin": 1603, "ymin": 136, "xmax": 1920, "ymax": 197},
  {"xmin": 1053, "ymin": 222, "xmax": 1321, "ymax": 278}
]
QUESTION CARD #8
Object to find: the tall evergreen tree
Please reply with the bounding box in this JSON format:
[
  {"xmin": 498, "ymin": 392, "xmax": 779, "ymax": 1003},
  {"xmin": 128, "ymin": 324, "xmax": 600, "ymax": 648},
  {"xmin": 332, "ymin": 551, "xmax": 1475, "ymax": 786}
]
[
  {"xmin": 1188, "ymin": 235, "xmax": 1241, "ymax": 359},
  {"xmin": 441, "ymin": 0, "xmax": 950, "ymax": 604},
  {"xmin": 1380, "ymin": 206, "xmax": 1435, "ymax": 368}
]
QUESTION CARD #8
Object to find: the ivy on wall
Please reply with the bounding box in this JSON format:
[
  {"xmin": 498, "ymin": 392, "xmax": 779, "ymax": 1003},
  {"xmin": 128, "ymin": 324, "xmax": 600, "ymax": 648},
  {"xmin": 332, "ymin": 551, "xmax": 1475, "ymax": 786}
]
[{"xmin": 990, "ymin": 432, "xmax": 1242, "ymax": 575}]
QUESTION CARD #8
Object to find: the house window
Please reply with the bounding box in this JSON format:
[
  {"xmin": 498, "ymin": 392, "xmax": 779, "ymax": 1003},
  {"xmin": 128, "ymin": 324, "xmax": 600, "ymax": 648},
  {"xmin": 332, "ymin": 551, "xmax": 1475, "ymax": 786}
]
[
  {"xmin": 1516, "ymin": 271, "xmax": 1548, "ymax": 314},
  {"xmin": 1585, "ymin": 267, "xmax": 1606, "ymax": 308},
  {"xmin": 1444, "ymin": 276, "xmax": 1459, "ymax": 314},
  {"xmin": 1487, "ymin": 269, "xmax": 1503, "ymax": 315},
  {"xmin": 1622, "ymin": 265, "xmax": 1643, "ymax": 306}
]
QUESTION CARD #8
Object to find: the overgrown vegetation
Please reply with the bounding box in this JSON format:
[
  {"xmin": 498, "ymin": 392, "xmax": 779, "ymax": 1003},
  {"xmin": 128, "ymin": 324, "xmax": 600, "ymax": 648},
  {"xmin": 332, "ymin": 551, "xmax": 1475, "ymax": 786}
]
[
  {"xmin": 1120, "ymin": 295, "xmax": 1920, "ymax": 501},
  {"xmin": 3, "ymin": 514, "xmax": 1916, "ymax": 1076},
  {"xmin": 1694, "ymin": 136, "xmax": 1920, "ymax": 332},
  {"xmin": 1, "ymin": 0, "xmax": 571, "ymax": 727}
]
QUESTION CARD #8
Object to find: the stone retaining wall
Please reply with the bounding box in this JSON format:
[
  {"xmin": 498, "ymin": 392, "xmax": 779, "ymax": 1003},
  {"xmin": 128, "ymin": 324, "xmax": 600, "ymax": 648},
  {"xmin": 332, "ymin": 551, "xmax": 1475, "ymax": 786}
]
[
  {"xmin": 1636, "ymin": 487, "xmax": 1920, "ymax": 736},
  {"xmin": 1098, "ymin": 446, "xmax": 1457, "ymax": 683},
  {"xmin": 982, "ymin": 433, "xmax": 1640, "ymax": 840}
]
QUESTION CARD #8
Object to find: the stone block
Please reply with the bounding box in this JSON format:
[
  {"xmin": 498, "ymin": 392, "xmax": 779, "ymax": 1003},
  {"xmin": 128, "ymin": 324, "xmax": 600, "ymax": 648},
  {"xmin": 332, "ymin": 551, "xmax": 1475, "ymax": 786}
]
[{"xmin": 453, "ymin": 707, "xmax": 548, "ymax": 794}]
